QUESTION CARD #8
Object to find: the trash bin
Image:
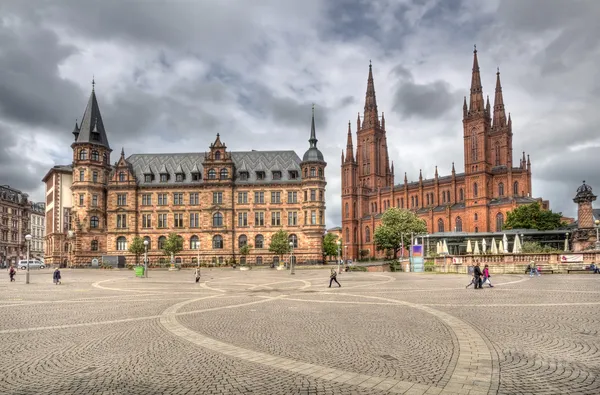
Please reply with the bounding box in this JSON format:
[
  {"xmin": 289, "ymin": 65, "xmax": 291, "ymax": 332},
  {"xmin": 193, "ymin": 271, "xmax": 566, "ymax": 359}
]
[{"xmin": 134, "ymin": 266, "xmax": 145, "ymax": 277}]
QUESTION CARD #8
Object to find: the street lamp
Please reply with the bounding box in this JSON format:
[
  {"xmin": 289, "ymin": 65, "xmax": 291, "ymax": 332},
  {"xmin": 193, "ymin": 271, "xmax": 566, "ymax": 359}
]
[
  {"xmin": 143, "ymin": 239, "xmax": 149, "ymax": 278},
  {"xmin": 289, "ymin": 241, "xmax": 295, "ymax": 275},
  {"xmin": 25, "ymin": 234, "xmax": 32, "ymax": 284},
  {"xmin": 595, "ymin": 220, "xmax": 600, "ymax": 250},
  {"xmin": 336, "ymin": 239, "xmax": 342, "ymax": 274}
]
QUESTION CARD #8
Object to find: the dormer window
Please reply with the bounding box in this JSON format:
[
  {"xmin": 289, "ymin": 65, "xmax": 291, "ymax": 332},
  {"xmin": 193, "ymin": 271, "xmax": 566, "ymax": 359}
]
[
  {"xmin": 256, "ymin": 171, "xmax": 265, "ymax": 180},
  {"xmin": 239, "ymin": 171, "xmax": 249, "ymax": 181},
  {"xmin": 160, "ymin": 174, "xmax": 168, "ymax": 182},
  {"xmin": 176, "ymin": 174, "xmax": 184, "ymax": 182},
  {"xmin": 220, "ymin": 168, "xmax": 229, "ymax": 180},
  {"xmin": 144, "ymin": 175, "xmax": 152, "ymax": 183},
  {"xmin": 119, "ymin": 172, "xmax": 126, "ymax": 182},
  {"xmin": 272, "ymin": 171, "xmax": 282, "ymax": 180},
  {"xmin": 208, "ymin": 169, "xmax": 216, "ymax": 180},
  {"xmin": 91, "ymin": 132, "xmax": 100, "ymax": 142},
  {"xmin": 215, "ymin": 151, "xmax": 221, "ymax": 160},
  {"xmin": 192, "ymin": 172, "xmax": 201, "ymax": 181},
  {"xmin": 288, "ymin": 170, "xmax": 298, "ymax": 180}
]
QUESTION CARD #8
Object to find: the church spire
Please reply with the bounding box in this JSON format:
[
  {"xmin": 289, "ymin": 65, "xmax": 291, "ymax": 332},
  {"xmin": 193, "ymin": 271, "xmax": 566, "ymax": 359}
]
[
  {"xmin": 309, "ymin": 104, "xmax": 317, "ymax": 148},
  {"xmin": 469, "ymin": 45, "xmax": 485, "ymax": 113},
  {"xmin": 362, "ymin": 61, "xmax": 379, "ymax": 129},
  {"xmin": 75, "ymin": 84, "xmax": 111, "ymax": 150},
  {"xmin": 345, "ymin": 121, "xmax": 355, "ymax": 163},
  {"xmin": 493, "ymin": 68, "xmax": 507, "ymax": 128}
]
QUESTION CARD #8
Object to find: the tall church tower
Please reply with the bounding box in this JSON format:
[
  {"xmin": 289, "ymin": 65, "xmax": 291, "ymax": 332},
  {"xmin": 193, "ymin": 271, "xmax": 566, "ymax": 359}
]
[{"xmin": 70, "ymin": 81, "xmax": 112, "ymax": 262}]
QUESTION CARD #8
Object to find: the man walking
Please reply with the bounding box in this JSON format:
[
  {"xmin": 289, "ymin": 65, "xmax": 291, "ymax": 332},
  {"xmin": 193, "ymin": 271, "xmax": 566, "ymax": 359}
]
[
  {"xmin": 329, "ymin": 268, "xmax": 341, "ymax": 288},
  {"xmin": 8, "ymin": 265, "xmax": 15, "ymax": 282},
  {"xmin": 473, "ymin": 262, "xmax": 483, "ymax": 289}
]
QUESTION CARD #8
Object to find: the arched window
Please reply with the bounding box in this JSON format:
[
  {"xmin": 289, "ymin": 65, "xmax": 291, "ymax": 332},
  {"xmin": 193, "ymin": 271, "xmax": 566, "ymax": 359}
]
[
  {"xmin": 318, "ymin": 168, "xmax": 323, "ymax": 178},
  {"xmin": 143, "ymin": 236, "xmax": 151, "ymax": 250},
  {"xmin": 513, "ymin": 181, "xmax": 519, "ymax": 196},
  {"xmin": 79, "ymin": 149, "xmax": 87, "ymax": 160},
  {"xmin": 471, "ymin": 129, "xmax": 478, "ymax": 161},
  {"xmin": 91, "ymin": 240, "xmax": 98, "ymax": 251},
  {"xmin": 345, "ymin": 227, "xmax": 350, "ymax": 241},
  {"xmin": 190, "ymin": 235, "xmax": 200, "ymax": 249},
  {"xmin": 426, "ymin": 194, "xmax": 430, "ymax": 205},
  {"xmin": 215, "ymin": 151, "xmax": 221, "ymax": 160},
  {"xmin": 90, "ymin": 216, "xmax": 99, "ymax": 228},
  {"xmin": 411, "ymin": 196, "xmax": 415, "ymax": 207},
  {"xmin": 437, "ymin": 219, "xmax": 444, "ymax": 233},
  {"xmin": 239, "ymin": 235, "xmax": 247, "ymax": 248},
  {"xmin": 345, "ymin": 203, "xmax": 349, "ymax": 218},
  {"xmin": 496, "ymin": 213, "xmax": 504, "ymax": 232},
  {"xmin": 475, "ymin": 227, "xmax": 479, "ymax": 233},
  {"xmin": 158, "ymin": 236, "xmax": 166, "ymax": 250},
  {"xmin": 119, "ymin": 172, "xmax": 126, "ymax": 182},
  {"xmin": 91, "ymin": 150, "xmax": 99, "ymax": 161},
  {"xmin": 495, "ymin": 142, "xmax": 500, "ymax": 166},
  {"xmin": 365, "ymin": 227, "xmax": 370, "ymax": 242},
  {"xmin": 446, "ymin": 191, "xmax": 451, "ymax": 203},
  {"xmin": 289, "ymin": 234, "xmax": 298, "ymax": 248},
  {"xmin": 310, "ymin": 167, "xmax": 316, "ymax": 177},
  {"xmin": 220, "ymin": 168, "xmax": 228, "ymax": 180},
  {"xmin": 256, "ymin": 256, "xmax": 263, "ymax": 265},
  {"xmin": 455, "ymin": 217, "xmax": 463, "ymax": 232},
  {"xmin": 459, "ymin": 188, "xmax": 464, "ymax": 201},
  {"xmin": 213, "ymin": 212, "xmax": 223, "ymax": 227},
  {"xmin": 353, "ymin": 202, "xmax": 356, "ymax": 218},
  {"xmin": 474, "ymin": 213, "xmax": 478, "ymax": 221},
  {"xmin": 208, "ymin": 169, "xmax": 216, "ymax": 179},
  {"xmin": 64, "ymin": 242, "xmax": 69, "ymax": 252},
  {"xmin": 498, "ymin": 182, "xmax": 504, "ymax": 196},
  {"xmin": 442, "ymin": 192, "xmax": 445, "ymax": 203},
  {"xmin": 213, "ymin": 235, "xmax": 223, "ymax": 249},
  {"xmin": 116, "ymin": 237, "xmax": 127, "ymax": 251},
  {"xmin": 415, "ymin": 196, "xmax": 419, "ymax": 207},
  {"xmin": 473, "ymin": 183, "xmax": 478, "ymax": 197},
  {"xmin": 255, "ymin": 234, "xmax": 264, "ymax": 249},
  {"xmin": 103, "ymin": 153, "xmax": 108, "ymax": 164},
  {"xmin": 353, "ymin": 227, "xmax": 357, "ymax": 243}
]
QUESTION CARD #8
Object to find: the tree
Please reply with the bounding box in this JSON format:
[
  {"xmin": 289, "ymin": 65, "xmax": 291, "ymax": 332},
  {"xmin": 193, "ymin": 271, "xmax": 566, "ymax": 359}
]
[
  {"xmin": 268, "ymin": 230, "xmax": 290, "ymax": 264},
  {"xmin": 239, "ymin": 244, "xmax": 253, "ymax": 266},
  {"xmin": 128, "ymin": 236, "xmax": 146, "ymax": 265},
  {"xmin": 162, "ymin": 233, "xmax": 183, "ymax": 267},
  {"xmin": 322, "ymin": 233, "xmax": 341, "ymax": 262},
  {"xmin": 504, "ymin": 202, "xmax": 565, "ymax": 231},
  {"xmin": 373, "ymin": 208, "xmax": 427, "ymax": 259}
]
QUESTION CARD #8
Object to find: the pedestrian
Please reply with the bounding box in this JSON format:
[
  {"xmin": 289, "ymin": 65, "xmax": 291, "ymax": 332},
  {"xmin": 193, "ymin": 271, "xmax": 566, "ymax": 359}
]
[
  {"xmin": 329, "ymin": 268, "xmax": 341, "ymax": 288},
  {"xmin": 473, "ymin": 262, "xmax": 483, "ymax": 289},
  {"xmin": 8, "ymin": 265, "xmax": 15, "ymax": 282},
  {"xmin": 194, "ymin": 268, "xmax": 200, "ymax": 283},
  {"xmin": 529, "ymin": 260, "xmax": 539, "ymax": 277},
  {"xmin": 53, "ymin": 267, "xmax": 61, "ymax": 285},
  {"xmin": 482, "ymin": 264, "xmax": 494, "ymax": 287}
]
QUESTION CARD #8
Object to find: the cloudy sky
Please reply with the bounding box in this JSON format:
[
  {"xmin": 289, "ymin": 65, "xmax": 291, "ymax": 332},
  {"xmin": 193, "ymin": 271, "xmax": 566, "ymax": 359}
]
[{"xmin": 1, "ymin": 0, "xmax": 598, "ymax": 227}]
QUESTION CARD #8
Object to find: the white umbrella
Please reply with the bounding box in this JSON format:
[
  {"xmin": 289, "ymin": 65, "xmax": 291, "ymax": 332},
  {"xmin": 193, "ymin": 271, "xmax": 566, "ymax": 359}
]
[
  {"xmin": 498, "ymin": 240, "xmax": 504, "ymax": 254},
  {"xmin": 474, "ymin": 240, "xmax": 480, "ymax": 255},
  {"xmin": 512, "ymin": 235, "xmax": 521, "ymax": 254},
  {"xmin": 443, "ymin": 239, "xmax": 449, "ymax": 255},
  {"xmin": 481, "ymin": 239, "xmax": 487, "ymax": 254},
  {"xmin": 502, "ymin": 234, "xmax": 509, "ymax": 253},
  {"xmin": 491, "ymin": 238, "xmax": 498, "ymax": 254},
  {"xmin": 466, "ymin": 240, "xmax": 472, "ymax": 254},
  {"xmin": 564, "ymin": 237, "xmax": 569, "ymax": 252},
  {"xmin": 436, "ymin": 241, "xmax": 442, "ymax": 254}
]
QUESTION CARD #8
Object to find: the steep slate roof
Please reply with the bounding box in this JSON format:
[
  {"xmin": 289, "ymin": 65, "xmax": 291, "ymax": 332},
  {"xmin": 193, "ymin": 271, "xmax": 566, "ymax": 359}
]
[
  {"xmin": 75, "ymin": 88, "xmax": 111, "ymax": 149},
  {"xmin": 127, "ymin": 151, "xmax": 302, "ymax": 186}
]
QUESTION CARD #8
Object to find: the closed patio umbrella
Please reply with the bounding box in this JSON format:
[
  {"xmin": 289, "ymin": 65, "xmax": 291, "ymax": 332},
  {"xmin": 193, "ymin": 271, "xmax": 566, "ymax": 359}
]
[
  {"xmin": 443, "ymin": 239, "xmax": 449, "ymax": 255},
  {"xmin": 491, "ymin": 238, "xmax": 498, "ymax": 254},
  {"xmin": 502, "ymin": 234, "xmax": 509, "ymax": 253},
  {"xmin": 474, "ymin": 240, "xmax": 480, "ymax": 255},
  {"xmin": 466, "ymin": 240, "xmax": 472, "ymax": 254}
]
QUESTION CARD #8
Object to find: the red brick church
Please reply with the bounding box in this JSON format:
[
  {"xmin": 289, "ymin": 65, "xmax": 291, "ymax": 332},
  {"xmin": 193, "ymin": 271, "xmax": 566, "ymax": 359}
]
[{"xmin": 341, "ymin": 48, "xmax": 549, "ymax": 260}]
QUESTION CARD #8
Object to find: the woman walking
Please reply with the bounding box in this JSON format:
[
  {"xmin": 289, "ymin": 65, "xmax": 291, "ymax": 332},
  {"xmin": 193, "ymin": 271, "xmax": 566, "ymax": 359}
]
[
  {"xmin": 329, "ymin": 268, "xmax": 341, "ymax": 288},
  {"xmin": 482, "ymin": 264, "xmax": 494, "ymax": 288}
]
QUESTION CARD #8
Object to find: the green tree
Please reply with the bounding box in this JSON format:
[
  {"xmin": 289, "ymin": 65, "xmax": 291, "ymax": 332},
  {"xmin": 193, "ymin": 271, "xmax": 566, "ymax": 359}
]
[
  {"xmin": 322, "ymin": 233, "xmax": 341, "ymax": 262},
  {"xmin": 128, "ymin": 236, "xmax": 146, "ymax": 265},
  {"xmin": 162, "ymin": 233, "xmax": 183, "ymax": 268},
  {"xmin": 504, "ymin": 202, "xmax": 565, "ymax": 231},
  {"xmin": 239, "ymin": 244, "xmax": 253, "ymax": 266},
  {"xmin": 268, "ymin": 229, "xmax": 290, "ymax": 264},
  {"xmin": 373, "ymin": 208, "xmax": 427, "ymax": 259}
]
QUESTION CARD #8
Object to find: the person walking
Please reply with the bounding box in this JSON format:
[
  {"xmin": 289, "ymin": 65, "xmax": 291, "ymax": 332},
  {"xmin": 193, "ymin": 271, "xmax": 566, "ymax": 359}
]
[
  {"xmin": 194, "ymin": 267, "xmax": 201, "ymax": 283},
  {"xmin": 473, "ymin": 262, "xmax": 483, "ymax": 289},
  {"xmin": 329, "ymin": 268, "xmax": 341, "ymax": 288},
  {"xmin": 8, "ymin": 265, "xmax": 16, "ymax": 282},
  {"xmin": 482, "ymin": 264, "xmax": 494, "ymax": 287},
  {"xmin": 53, "ymin": 267, "xmax": 61, "ymax": 285}
]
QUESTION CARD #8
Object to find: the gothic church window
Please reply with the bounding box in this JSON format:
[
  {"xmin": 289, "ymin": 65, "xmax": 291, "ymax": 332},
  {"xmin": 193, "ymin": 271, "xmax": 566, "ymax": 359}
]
[
  {"xmin": 471, "ymin": 129, "xmax": 478, "ymax": 161},
  {"xmin": 499, "ymin": 183, "xmax": 504, "ymax": 196},
  {"xmin": 459, "ymin": 188, "xmax": 464, "ymax": 201},
  {"xmin": 495, "ymin": 143, "xmax": 500, "ymax": 166},
  {"xmin": 365, "ymin": 227, "xmax": 370, "ymax": 243},
  {"xmin": 345, "ymin": 227, "xmax": 349, "ymax": 241},
  {"xmin": 437, "ymin": 219, "xmax": 444, "ymax": 233},
  {"xmin": 513, "ymin": 181, "xmax": 519, "ymax": 196},
  {"xmin": 455, "ymin": 217, "xmax": 462, "ymax": 232},
  {"xmin": 345, "ymin": 203, "xmax": 349, "ymax": 218},
  {"xmin": 496, "ymin": 213, "xmax": 504, "ymax": 232},
  {"xmin": 473, "ymin": 183, "xmax": 478, "ymax": 197}
]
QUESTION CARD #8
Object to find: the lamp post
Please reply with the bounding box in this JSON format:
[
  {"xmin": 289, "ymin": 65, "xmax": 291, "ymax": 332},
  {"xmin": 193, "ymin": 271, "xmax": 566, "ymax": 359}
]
[
  {"xmin": 143, "ymin": 239, "xmax": 149, "ymax": 278},
  {"xmin": 336, "ymin": 240, "xmax": 342, "ymax": 274},
  {"xmin": 67, "ymin": 230, "xmax": 74, "ymax": 269},
  {"xmin": 289, "ymin": 241, "xmax": 295, "ymax": 275},
  {"xmin": 595, "ymin": 220, "xmax": 600, "ymax": 250},
  {"xmin": 25, "ymin": 234, "xmax": 32, "ymax": 284},
  {"xmin": 425, "ymin": 235, "xmax": 430, "ymax": 257}
]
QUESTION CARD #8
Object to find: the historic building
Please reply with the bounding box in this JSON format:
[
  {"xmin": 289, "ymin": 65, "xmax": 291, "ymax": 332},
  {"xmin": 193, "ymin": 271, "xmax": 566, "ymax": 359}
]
[
  {"xmin": 341, "ymin": 49, "xmax": 549, "ymax": 260},
  {"xmin": 43, "ymin": 86, "xmax": 327, "ymax": 267},
  {"xmin": 0, "ymin": 185, "xmax": 30, "ymax": 266},
  {"xmin": 29, "ymin": 202, "xmax": 45, "ymax": 260}
]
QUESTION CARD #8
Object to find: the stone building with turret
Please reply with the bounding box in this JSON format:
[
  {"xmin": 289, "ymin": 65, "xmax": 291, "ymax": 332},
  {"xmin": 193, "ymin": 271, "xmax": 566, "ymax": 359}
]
[
  {"xmin": 43, "ymin": 86, "xmax": 326, "ymax": 267},
  {"xmin": 341, "ymin": 48, "xmax": 550, "ymax": 261}
]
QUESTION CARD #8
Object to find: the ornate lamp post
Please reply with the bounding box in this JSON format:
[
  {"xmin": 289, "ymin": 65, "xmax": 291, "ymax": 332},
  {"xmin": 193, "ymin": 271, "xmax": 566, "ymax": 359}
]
[
  {"xmin": 336, "ymin": 239, "xmax": 342, "ymax": 274},
  {"xmin": 289, "ymin": 241, "xmax": 295, "ymax": 275},
  {"xmin": 25, "ymin": 234, "xmax": 32, "ymax": 284},
  {"xmin": 143, "ymin": 239, "xmax": 149, "ymax": 278}
]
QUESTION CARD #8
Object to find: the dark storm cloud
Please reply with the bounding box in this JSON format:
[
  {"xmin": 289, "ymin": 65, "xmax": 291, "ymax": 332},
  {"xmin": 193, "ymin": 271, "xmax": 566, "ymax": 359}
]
[{"xmin": 391, "ymin": 66, "xmax": 460, "ymax": 119}]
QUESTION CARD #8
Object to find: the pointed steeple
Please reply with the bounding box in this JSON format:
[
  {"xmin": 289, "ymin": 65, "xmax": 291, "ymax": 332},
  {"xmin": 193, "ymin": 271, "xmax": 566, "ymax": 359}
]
[
  {"xmin": 419, "ymin": 169, "xmax": 423, "ymax": 182},
  {"xmin": 391, "ymin": 161, "xmax": 394, "ymax": 173},
  {"xmin": 486, "ymin": 95, "xmax": 491, "ymax": 114},
  {"xmin": 120, "ymin": 147, "xmax": 125, "ymax": 160},
  {"xmin": 435, "ymin": 166, "xmax": 439, "ymax": 179},
  {"xmin": 463, "ymin": 96, "xmax": 468, "ymax": 118},
  {"xmin": 72, "ymin": 119, "xmax": 80, "ymax": 140},
  {"xmin": 493, "ymin": 68, "xmax": 507, "ymax": 128},
  {"xmin": 309, "ymin": 104, "xmax": 317, "ymax": 148},
  {"xmin": 302, "ymin": 105, "xmax": 324, "ymax": 163},
  {"xmin": 469, "ymin": 45, "xmax": 485, "ymax": 113},
  {"xmin": 362, "ymin": 62, "xmax": 379, "ymax": 129},
  {"xmin": 345, "ymin": 121, "xmax": 354, "ymax": 163},
  {"xmin": 381, "ymin": 112, "xmax": 385, "ymax": 130},
  {"xmin": 211, "ymin": 133, "xmax": 224, "ymax": 148},
  {"xmin": 452, "ymin": 162, "xmax": 456, "ymax": 176},
  {"xmin": 404, "ymin": 172, "xmax": 408, "ymax": 184},
  {"xmin": 76, "ymin": 85, "xmax": 110, "ymax": 149},
  {"xmin": 357, "ymin": 112, "xmax": 361, "ymax": 132},
  {"xmin": 341, "ymin": 150, "xmax": 344, "ymax": 163},
  {"xmin": 508, "ymin": 112, "xmax": 512, "ymax": 127}
]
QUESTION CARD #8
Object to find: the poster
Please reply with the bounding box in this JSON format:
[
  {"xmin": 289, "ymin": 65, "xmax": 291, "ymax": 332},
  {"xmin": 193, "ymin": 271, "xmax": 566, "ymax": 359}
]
[{"xmin": 560, "ymin": 254, "xmax": 583, "ymax": 263}]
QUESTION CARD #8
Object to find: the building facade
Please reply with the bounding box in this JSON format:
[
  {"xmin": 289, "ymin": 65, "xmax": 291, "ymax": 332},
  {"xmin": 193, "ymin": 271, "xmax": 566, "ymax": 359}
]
[
  {"xmin": 341, "ymin": 49, "xmax": 550, "ymax": 260},
  {"xmin": 0, "ymin": 185, "xmax": 31, "ymax": 266},
  {"xmin": 44, "ymin": 87, "xmax": 327, "ymax": 267},
  {"xmin": 30, "ymin": 202, "xmax": 45, "ymax": 259}
]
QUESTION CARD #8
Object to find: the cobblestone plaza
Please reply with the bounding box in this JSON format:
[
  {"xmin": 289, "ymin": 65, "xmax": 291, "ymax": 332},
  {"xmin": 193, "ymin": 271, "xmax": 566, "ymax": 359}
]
[{"xmin": 1, "ymin": 269, "xmax": 598, "ymax": 394}]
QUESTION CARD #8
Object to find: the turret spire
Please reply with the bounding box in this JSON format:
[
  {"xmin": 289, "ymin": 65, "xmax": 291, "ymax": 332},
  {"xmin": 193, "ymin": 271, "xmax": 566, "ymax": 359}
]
[
  {"xmin": 75, "ymin": 85, "xmax": 110, "ymax": 149},
  {"xmin": 345, "ymin": 121, "xmax": 354, "ymax": 163},
  {"xmin": 493, "ymin": 68, "xmax": 507, "ymax": 128},
  {"xmin": 469, "ymin": 45, "xmax": 485, "ymax": 113},
  {"xmin": 362, "ymin": 62, "xmax": 379, "ymax": 129},
  {"xmin": 309, "ymin": 104, "xmax": 317, "ymax": 148},
  {"xmin": 301, "ymin": 105, "xmax": 324, "ymax": 163},
  {"xmin": 72, "ymin": 119, "xmax": 80, "ymax": 140}
]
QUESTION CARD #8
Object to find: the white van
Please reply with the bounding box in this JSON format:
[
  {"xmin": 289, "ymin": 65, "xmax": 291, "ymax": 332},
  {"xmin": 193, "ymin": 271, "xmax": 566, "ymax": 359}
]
[{"xmin": 17, "ymin": 260, "xmax": 45, "ymax": 270}]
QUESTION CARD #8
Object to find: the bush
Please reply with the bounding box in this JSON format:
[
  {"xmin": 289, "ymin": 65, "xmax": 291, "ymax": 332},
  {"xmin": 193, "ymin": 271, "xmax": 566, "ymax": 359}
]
[
  {"xmin": 521, "ymin": 241, "xmax": 562, "ymax": 254},
  {"xmin": 347, "ymin": 265, "xmax": 367, "ymax": 272}
]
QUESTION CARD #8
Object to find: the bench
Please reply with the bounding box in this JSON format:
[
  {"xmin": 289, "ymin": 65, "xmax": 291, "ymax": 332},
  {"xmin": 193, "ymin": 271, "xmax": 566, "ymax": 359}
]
[
  {"xmin": 566, "ymin": 265, "xmax": 598, "ymax": 274},
  {"xmin": 524, "ymin": 265, "xmax": 554, "ymax": 274}
]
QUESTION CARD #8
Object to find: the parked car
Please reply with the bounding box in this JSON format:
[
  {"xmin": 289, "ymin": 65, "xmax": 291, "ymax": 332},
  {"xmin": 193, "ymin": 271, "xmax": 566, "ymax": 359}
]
[{"xmin": 17, "ymin": 260, "xmax": 45, "ymax": 270}]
